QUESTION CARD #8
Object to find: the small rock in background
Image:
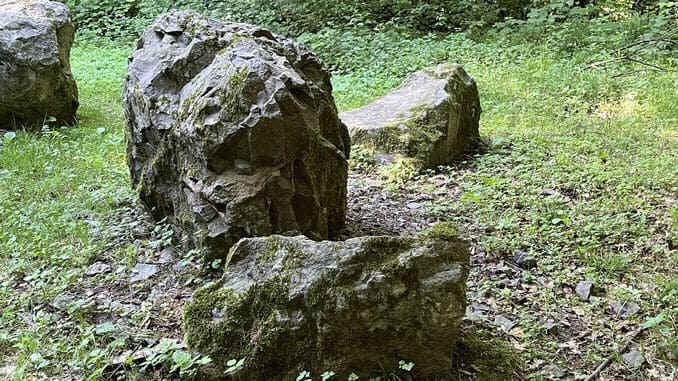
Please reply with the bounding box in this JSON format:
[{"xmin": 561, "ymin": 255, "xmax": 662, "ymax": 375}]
[
  {"xmin": 465, "ymin": 304, "xmax": 489, "ymax": 322},
  {"xmin": 611, "ymin": 300, "xmax": 640, "ymax": 319},
  {"xmin": 157, "ymin": 248, "xmax": 176, "ymax": 264},
  {"xmin": 406, "ymin": 202, "xmax": 423, "ymax": 210},
  {"xmin": 541, "ymin": 188, "xmax": 560, "ymax": 197},
  {"xmin": 86, "ymin": 262, "xmax": 111, "ymax": 276},
  {"xmin": 575, "ymin": 280, "xmax": 593, "ymax": 301},
  {"xmin": 172, "ymin": 260, "xmax": 190, "ymax": 272},
  {"xmin": 514, "ymin": 250, "xmax": 537, "ymax": 270},
  {"xmin": 542, "ymin": 320, "xmax": 558, "ymax": 334},
  {"xmin": 373, "ymin": 153, "xmax": 396, "ymax": 165},
  {"xmin": 543, "ymin": 364, "xmax": 566, "ymax": 379},
  {"xmin": 131, "ymin": 221, "xmax": 151, "ymax": 238},
  {"xmin": 495, "ymin": 315, "xmax": 516, "ymax": 332},
  {"xmin": 110, "ymin": 346, "xmax": 157, "ymax": 367},
  {"xmin": 498, "ymin": 278, "xmax": 520, "ymax": 289},
  {"xmin": 622, "ymin": 350, "xmax": 645, "ymax": 368},
  {"xmin": 50, "ymin": 293, "xmax": 75, "ymax": 311},
  {"xmin": 0, "ymin": 365, "xmax": 16, "ymax": 378},
  {"xmin": 471, "ymin": 303, "xmax": 490, "ymax": 312},
  {"xmin": 129, "ymin": 264, "xmax": 158, "ymax": 282}
]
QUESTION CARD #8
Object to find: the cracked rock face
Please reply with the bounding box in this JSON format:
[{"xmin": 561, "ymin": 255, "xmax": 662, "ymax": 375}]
[
  {"xmin": 340, "ymin": 64, "xmax": 481, "ymax": 168},
  {"xmin": 122, "ymin": 12, "xmax": 350, "ymax": 259},
  {"xmin": 183, "ymin": 233, "xmax": 469, "ymax": 379},
  {"xmin": 0, "ymin": 0, "xmax": 79, "ymax": 128}
]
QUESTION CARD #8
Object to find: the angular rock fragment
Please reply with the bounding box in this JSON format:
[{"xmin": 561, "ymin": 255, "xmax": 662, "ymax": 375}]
[
  {"xmin": 86, "ymin": 262, "xmax": 111, "ymax": 276},
  {"xmin": 0, "ymin": 0, "xmax": 79, "ymax": 128},
  {"xmin": 494, "ymin": 314, "xmax": 516, "ymax": 332},
  {"xmin": 575, "ymin": 280, "xmax": 593, "ymax": 301},
  {"xmin": 157, "ymin": 247, "xmax": 176, "ymax": 264},
  {"xmin": 183, "ymin": 230, "xmax": 469, "ymax": 379},
  {"xmin": 129, "ymin": 263, "xmax": 158, "ymax": 282},
  {"xmin": 122, "ymin": 12, "xmax": 350, "ymax": 259},
  {"xmin": 622, "ymin": 350, "xmax": 645, "ymax": 368},
  {"xmin": 340, "ymin": 64, "xmax": 481, "ymax": 168},
  {"xmin": 542, "ymin": 319, "xmax": 558, "ymax": 334},
  {"xmin": 611, "ymin": 300, "xmax": 640, "ymax": 319},
  {"xmin": 543, "ymin": 364, "xmax": 566, "ymax": 379},
  {"xmin": 514, "ymin": 250, "xmax": 537, "ymax": 270}
]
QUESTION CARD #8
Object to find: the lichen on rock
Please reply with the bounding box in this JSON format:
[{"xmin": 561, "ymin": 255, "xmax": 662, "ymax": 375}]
[{"xmin": 183, "ymin": 232, "xmax": 470, "ymax": 379}]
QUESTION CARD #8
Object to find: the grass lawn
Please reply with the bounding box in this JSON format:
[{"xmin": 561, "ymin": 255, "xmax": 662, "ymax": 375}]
[{"xmin": 0, "ymin": 28, "xmax": 676, "ymax": 380}]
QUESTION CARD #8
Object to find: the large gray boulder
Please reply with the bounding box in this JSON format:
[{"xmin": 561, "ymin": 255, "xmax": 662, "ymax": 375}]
[
  {"xmin": 341, "ymin": 64, "xmax": 481, "ymax": 168},
  {"xmin": 183, "ymin": 225, "xmax": 469, "ymax": 379},
  {"xmin": 122, "ymin": 12, "xmax": 350, "ymax": 259},
  {"xmin": 0, "ymin": 0, "xmax": 79, "ymax": 129}
]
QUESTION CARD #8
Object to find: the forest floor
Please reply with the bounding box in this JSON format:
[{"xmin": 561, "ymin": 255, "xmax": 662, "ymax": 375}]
[{"xmin": 0, "ymin": 28, "xmax": 676, "ymax": 381}]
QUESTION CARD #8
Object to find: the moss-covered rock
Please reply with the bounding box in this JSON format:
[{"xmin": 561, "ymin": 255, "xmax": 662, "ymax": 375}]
[
  {"xmin": 122, "ymin": 12, "xmax": 350, "ymax": 259},
  {"xmin": 0, "ymin": 0, "xmax": 79, "ymax": 129},
  {"xmin": 183, "ymin": 232, "xmax": 470, "ymax": 379},
  {"xmin": 340, "ymin": 64, "xmax": 481, "ymax": 169}
]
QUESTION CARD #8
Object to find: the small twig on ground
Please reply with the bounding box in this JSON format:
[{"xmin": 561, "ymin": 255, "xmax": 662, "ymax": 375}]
[
  {"xmin": 584, "ymin": 327, "xmax": 644, "ymax": 381},
  {"xmin": 586, "ymin": 57, "xmax": 621, "ymax": 69},
  {"xmin": 586, "ymin": 54, "xmax": 674, "ymax": 71},
  {"xmin": 585, "ymin": 32, "xmax": 677, "ymax": 72},
  {"xmin": 617, "ymin": 38, "xmax": 678, "ymax": 52},
  {"xmin": 624, "ymin": 56, "xmax": 671, "ymax": 71},
  {"xmin": 611, "ymin": 70, "xmax": 653, "ymax": 78}
]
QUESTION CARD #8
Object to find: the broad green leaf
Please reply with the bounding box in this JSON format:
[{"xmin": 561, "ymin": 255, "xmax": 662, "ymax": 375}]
[{"xmin": 641, "ymin": 313, "xmax": 665, "ymax": 329}]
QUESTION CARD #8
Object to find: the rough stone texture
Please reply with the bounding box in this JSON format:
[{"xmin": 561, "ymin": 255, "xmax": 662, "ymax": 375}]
[
  {"xmin": 0, "ymin": 0, "xmax": 78, "ymax": 128},
  {"xmin": 122, "ymin": 12, "xmax": 350, "ymax": 259},
  {"xmin": 183, "ymin": 226, "xmax": 469, "ymax": 379},
  {"xmin": 575, "ymin": 280, "xmax": 593, "ymax": 301},
  {"xmin": 340, "ymin": 64, "xmax": 481, "ymax": 168},
  {"xmin": 622, "ymin": 350, "xmax": 645, "ymax": 368}
]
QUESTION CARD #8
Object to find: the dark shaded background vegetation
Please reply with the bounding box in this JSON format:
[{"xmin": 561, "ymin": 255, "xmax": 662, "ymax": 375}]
[
  {"xmin": 62, "ymin": 0, "xmax": 675, "ymax": 40},
  {"xmin": 61, "ymin": 0, "xmax": 676, "ymax": 80}
]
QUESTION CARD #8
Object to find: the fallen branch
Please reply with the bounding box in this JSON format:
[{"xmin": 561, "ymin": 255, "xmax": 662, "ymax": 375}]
[
  {"xmin": 584, "ymin": 327, "xmax": 644, "ymax": 381},
  {"xmin": 611, "ymin": 69, "xmax": 655, "ymax": 78},
  {"xmin": 585, "ymin": 30, "xmax": 677, "ymax": 72},
  {"xmin": 624, "ymin": 56, "xmax": 671, "ymax": 71},
  {"xmin": 586, "ymin": 54, "xmax": 675, "ymax": 74},
  {"xmin": 617, "ymin": 38, "xmax": 678, "ymax": 52}
]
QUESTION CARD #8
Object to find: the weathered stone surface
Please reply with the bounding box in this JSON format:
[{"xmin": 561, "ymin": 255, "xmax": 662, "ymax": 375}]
[
  {"xmin": 611, "ymin": 300, "xmax": 640, "ymax": 319},
  {"xmin": 340, "ymin": 64, "xmax": 481, "ymax": 168},
  {"xmin": 183, "ymin": 226, "xmax": 469, "ymax": 379},
  {"xmin": 129, "ymin": 263, "xmax": 158, "ymax": 283},
  {"xmin": 0, "ymin": 0, "xmax": 78, "ymax": 128},
  {"xmin": 122, "ymin": 12, "xmax": 350, "ymax": 259},
  {"xmin": 622, "ymin": 350, "xmax": 645, "ymax": 368},
  {"xmin": 575, "ymin": 280, "xmax": 593, "ymax": 301}
]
